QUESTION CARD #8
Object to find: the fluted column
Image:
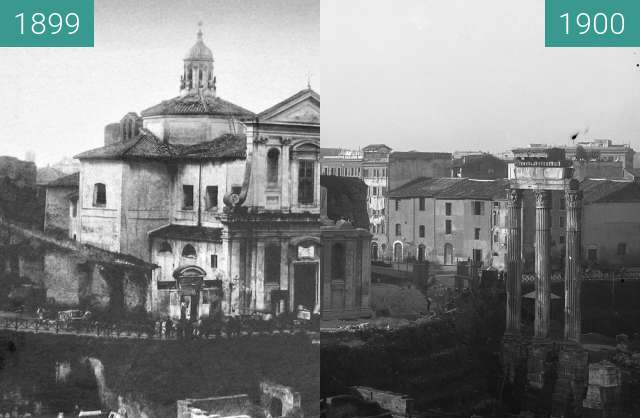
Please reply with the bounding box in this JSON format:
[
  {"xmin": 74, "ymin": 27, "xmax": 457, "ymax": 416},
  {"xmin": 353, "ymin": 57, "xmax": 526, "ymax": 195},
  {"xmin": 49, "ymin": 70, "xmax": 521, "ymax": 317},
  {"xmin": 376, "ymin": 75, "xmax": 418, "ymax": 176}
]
[
  {"xmin": 505, "ymin": 189, "xmax": 523, "ymax": 334},
  {"xmin": 564, "ymin": 183, "xmax": 583, "ymax": 342},
  {"xmin": 534, "ymin": 190, "xmax": 552, "ymax": 339}
]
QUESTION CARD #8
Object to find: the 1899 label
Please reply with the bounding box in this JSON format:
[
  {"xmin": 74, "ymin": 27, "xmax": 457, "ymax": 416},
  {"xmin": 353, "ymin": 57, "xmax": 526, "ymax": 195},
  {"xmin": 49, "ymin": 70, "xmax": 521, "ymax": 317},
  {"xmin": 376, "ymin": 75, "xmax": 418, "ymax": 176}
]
[{"xmin": 0, "ymin": 0, "xmax": 93, "ymax": 47}]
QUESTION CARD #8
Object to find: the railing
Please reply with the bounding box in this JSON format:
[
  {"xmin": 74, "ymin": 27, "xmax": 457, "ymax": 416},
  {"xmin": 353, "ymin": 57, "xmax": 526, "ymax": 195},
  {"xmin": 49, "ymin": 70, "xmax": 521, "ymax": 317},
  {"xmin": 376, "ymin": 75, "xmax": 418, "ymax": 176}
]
[
  {"xmin": 0, "ymin": 317, "xmax": 319, "ymax": 340},
  {"xmin": 521, "ymin": 271, "xmax": 640, "ymax": 283}
]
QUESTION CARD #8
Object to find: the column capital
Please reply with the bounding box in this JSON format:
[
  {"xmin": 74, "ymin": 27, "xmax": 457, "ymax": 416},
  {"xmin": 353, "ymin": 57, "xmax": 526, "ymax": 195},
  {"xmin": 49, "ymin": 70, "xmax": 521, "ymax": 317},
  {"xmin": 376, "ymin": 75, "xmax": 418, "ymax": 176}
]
[
  {"xmin": 534, "ymin": 189, "xmax": 552, "ymax": 209},
  {"xmin": 506, "ymin": 189, "xmax": 523, "ymax": 208},
  {"xmin": 565, "ymin": 189, "xmax": 583, "ymax": 210}
]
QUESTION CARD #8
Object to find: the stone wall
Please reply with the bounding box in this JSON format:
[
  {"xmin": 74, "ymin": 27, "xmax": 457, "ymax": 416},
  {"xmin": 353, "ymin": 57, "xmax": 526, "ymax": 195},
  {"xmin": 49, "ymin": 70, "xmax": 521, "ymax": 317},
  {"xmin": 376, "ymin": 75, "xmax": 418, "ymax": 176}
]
[
  {"xmin": 0, "ymin": 156, "xmax": 36, "ymax": 186},
  {"xmin": 44, "ymin": 187, "xmax": 75, "ymax": 233}
]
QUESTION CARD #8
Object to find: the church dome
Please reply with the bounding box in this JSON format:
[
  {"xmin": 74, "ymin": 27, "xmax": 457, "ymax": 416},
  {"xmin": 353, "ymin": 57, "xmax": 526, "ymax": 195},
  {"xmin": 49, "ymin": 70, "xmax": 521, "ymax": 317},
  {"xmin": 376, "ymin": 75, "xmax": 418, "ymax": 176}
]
[{"xmin": 185, "ymin": 30, "xmax": 213, "ymax": 61}]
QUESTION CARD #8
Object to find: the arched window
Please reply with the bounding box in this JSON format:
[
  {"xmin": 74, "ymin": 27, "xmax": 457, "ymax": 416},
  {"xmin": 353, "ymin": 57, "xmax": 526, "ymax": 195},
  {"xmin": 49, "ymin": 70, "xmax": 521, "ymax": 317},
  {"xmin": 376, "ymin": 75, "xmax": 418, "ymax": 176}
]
[
  {"xmin": 182, "ymin": 244, "xmax": 197, "ymax": 259},
  {"xmin": 267, "ymin": 148, "xmax": 280, "ymax": 184},
  {"xmin": 393, "ymin": 242, "xmax": 403, "ymax": 262},
  {"xmin": 331, "ymin": 243, "xmax": 345, "ymax": 280},
  {"xmin": 159, "ymin": 242, "xmax": 172, "ymax": 254},
  {"xmin": 418, "ymin": 244, "xmax": 426, "ymax": 262},
  {"xmin": 93, "ymin": 183, "xmax": 106, "ymax": 207},
  {"xmin": 371, "ymin": 242, "xmax": 379, "ymax": 260}
]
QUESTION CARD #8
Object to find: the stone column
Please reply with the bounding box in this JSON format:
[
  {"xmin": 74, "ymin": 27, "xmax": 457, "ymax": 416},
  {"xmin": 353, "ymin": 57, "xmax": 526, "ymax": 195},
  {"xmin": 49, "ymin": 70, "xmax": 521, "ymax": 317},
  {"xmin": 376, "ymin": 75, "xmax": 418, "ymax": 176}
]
[
  {"xmin": 534, "ymin": 190, "xmax": 552, "ymax": 339},
  {"xmin": 505, "ymin": 189, "xmax": 523, "ymax": 334},
  {"xmin": 564, "ymin": 183, "xmax": 582, "ymax": 342}
]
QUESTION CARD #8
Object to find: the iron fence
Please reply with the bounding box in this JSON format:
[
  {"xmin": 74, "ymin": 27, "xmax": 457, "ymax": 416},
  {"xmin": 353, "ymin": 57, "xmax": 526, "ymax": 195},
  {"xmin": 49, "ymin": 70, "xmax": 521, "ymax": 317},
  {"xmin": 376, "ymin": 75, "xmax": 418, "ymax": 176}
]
[{"xmin": 0, "ymin": 316, "xmax": 319, "ymax": 340}]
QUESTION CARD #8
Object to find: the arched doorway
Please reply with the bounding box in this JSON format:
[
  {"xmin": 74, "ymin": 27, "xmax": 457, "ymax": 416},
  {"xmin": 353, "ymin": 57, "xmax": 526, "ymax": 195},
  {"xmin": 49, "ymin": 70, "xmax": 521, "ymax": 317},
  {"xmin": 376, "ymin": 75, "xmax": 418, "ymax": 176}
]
[
  {"xmin": 444, "ymin": 243, "xmax": 454, "ymax": 266},
  {"xmin": 393, "ymin": 242, "xmax": 403, "ymax": 262},
  {"xmin": 371, "ymin": 242, "xmax": 379, "ymax": 260},
  {"xmin": 269, "ymin": 398, "xmax": 283, "ymax": 417},
  {"xmin": 418, "ymin": 244, "xmax": 426, "ymax": 262},
  {"xmin": 173, "ymin": 265, "xmax": 206, "ymax": 320}
]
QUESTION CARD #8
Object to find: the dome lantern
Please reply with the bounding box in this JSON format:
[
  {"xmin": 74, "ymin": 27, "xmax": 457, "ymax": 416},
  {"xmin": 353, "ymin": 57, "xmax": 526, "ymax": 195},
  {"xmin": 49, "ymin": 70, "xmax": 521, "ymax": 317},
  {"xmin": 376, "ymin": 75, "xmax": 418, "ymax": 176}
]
[{"xmin": 180, "ymin": 24, "xmax": 216, "ymax": 97}]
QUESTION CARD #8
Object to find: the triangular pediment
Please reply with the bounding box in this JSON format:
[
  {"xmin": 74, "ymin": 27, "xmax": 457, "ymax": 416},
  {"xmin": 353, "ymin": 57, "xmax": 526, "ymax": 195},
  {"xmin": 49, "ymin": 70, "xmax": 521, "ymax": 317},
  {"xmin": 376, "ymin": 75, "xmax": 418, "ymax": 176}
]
[{"xmin": 259, "ymin": 89, "xmax": 320, "ymax": 124}]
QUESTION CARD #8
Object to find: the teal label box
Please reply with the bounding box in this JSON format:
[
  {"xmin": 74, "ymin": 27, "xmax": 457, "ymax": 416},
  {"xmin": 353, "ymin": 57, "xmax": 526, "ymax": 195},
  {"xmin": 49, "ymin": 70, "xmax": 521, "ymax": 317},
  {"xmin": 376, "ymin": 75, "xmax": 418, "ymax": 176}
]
[
  {"xmin": 546, "ymin": 0, "xmax": 640, "ymax": 47},
  {"xmin": 0, "ymin": 0, "xmax": 94, "ymax": 47}
]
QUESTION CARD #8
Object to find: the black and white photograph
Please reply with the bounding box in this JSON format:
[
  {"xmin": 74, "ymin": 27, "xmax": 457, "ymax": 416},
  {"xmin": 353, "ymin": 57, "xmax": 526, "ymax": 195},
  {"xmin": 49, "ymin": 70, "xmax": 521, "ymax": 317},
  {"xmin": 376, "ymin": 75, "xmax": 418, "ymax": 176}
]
[
  {"xmin": 3, "ymin": 0, "xmax": 640, "ymax": 417},
  {"xmin": 320, "ymin": 1, "xmax": 640, "ymax": 417},
  {"xmin": 0, "ymin": 1, "xmax": 319, "ymax": 417}
]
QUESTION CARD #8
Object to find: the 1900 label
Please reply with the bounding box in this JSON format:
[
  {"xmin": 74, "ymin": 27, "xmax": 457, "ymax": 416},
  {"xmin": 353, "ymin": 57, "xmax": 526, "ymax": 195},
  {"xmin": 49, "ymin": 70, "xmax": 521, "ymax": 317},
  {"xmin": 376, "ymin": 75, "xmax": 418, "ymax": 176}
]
[
  {"xmin": 0, "ymin": 0, "xmax": 93, "ymax": 47},
  {"xmin": 546, "ymin": 0, "xmax": 640, "ymax": 47}
]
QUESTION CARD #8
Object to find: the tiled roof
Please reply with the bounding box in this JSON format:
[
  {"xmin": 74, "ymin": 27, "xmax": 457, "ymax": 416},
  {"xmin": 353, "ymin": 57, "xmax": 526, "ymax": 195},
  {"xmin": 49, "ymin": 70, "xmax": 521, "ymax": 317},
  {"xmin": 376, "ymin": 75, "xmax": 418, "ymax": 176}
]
[
  {"xmin": 434, "ymin": 178, "xmax": 509, "ymax": 200},
  {"xmin": 75, "ymin": 130, "xmax": 246, "ymax": 161},
  {"xmin": 388, "ymin": 177, "xmax": 464, "ymax": 198},
  {"xmin": 2, "ymin": 221, "xmax": 154, "ymax": 270},
  {"xmin": 389, "ymin": 177, "xmax": 509, "ymax": 200},
  {"xmin": 36, "ymin": 167, "xmax": 65, "ymax": 185},
  {"xmin": 141, "ymin": 94, "xmax": 255, "ymax": 119},
  {"xmin": 581, "ymin": 179, "xmax": 640, "ymax": 204},
  {"xmin": 149, "ymin": 224, "xmax": 223, "ymax": 243},
  {"xmin": 46, "ymin": 172, "xmax": 79, "ymax": 188}
]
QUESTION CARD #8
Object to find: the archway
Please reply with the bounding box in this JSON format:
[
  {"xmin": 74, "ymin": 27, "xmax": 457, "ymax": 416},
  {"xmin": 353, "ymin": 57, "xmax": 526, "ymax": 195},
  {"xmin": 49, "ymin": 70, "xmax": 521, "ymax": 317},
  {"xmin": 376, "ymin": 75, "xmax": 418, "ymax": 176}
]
[
  {"xmin": 173, "ymin": 266, "xmax": 207, "ymax": 320},
  {"xmin": 393, "ymin": 242, "xmax": 403, "ymax": 262},
  {"xmin": 269, "ymin": 398, "xmax": 283, "ymax": 417},
  {"xmin": 444, "ymin": 243, "xmax": 453, "ymax": 266},
  {"xmin": 418, "ymin": 244, "xmax": 426, "ymax": 262}
]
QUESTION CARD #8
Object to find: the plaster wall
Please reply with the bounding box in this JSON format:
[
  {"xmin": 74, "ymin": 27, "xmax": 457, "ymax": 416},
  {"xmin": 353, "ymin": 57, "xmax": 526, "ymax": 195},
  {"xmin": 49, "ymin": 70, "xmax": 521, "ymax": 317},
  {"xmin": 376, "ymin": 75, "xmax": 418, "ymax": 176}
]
[{"xmin": 78, "ymin": 161, "xmax": 123, "ymax": 252}]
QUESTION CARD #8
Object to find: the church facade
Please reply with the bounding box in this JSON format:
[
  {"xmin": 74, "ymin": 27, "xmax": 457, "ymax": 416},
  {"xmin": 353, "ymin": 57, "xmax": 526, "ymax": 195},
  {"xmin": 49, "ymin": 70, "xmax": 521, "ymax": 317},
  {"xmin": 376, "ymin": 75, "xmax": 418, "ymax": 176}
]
[{"xmin": 73, "ymin": 30, "xmax": 321, "ymax": 320}]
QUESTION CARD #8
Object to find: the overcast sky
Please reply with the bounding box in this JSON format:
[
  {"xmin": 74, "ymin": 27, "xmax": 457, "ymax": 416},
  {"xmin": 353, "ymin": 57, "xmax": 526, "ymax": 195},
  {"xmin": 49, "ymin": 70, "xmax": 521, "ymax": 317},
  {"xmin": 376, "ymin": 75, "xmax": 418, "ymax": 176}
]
[
  {"xmin": 0, "ymin": 0, "xmax": 319, "ymax": 166},
  {"xmin": 2, "ymin": 0, "xmax": 640, "ymax": 166},
  {"xmin": 322, "ymin": 0, "xmax": 640, "ymax": 154}
]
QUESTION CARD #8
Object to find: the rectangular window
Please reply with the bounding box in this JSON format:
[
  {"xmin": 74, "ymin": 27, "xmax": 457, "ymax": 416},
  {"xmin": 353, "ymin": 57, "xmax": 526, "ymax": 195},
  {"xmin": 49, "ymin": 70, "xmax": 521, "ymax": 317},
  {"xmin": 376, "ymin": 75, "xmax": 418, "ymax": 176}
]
[
  {"xmin": 298, "ymin": 160, "xmax": 314, "ymax": 204},
  {"xmin": 445, "ymin": 202, "xmax": 452, "ymax": 216},
  {"xmin": 419, "ymin": 225, "xmax": 425, "ymax": 238},
  {"xmin": 210, "ymin": 254, "xmax": 218, "ymax": 268},
  {"xmin": 559, "ymin": 236, "xmax": 565, "ymax": 244},
  {"xmin": 395, "ymin": 223, "xmax": 401, "ymax": 236},
  {"xmin": 474, "ymin": 228, "xmax": 480, "ymax": 240},
  {"xmin": 363, "ymin": 169, "xmax": 369, "ymax": 177},
  {"xmin": 587, "ymin": 248, "xmax": 598, "ymax": 262},
  {"xmin": 182, "ymin": 185, "xmax": 194, "ymax": 210},
  {"xmin": 205, "ymin": 186, "xmax": 218, "ymax": 210},
  {"xmin": 473, "ymin": 201, "xmax": 483, "ymax": 216},
  {"xmin": 560, "ymin": 198, "xmax": 565, "ymax": 210},
  {"xmin": 445, "ymin": 220, "xmax": 452, "ymax": 234},
  {"xmin": 617, "ymin": 243, "xmax": 627, "ymax": 256},
  {"xmin": 419, "ymin": 197, "xmax": 425, "ymax": 211},
  {"xmin": 265, "ymin": 245, "xmax": 281, "ymax": 283},
  {"xmin": 559, "ymin": 216, "xmax": 565, "ymax": 228},
  {"xmin": 473, "ymin": 249, "xmax": 483, "ymax": 264},
  {"xmin": 395, "ymin": 199, "xmax": 400, "ymax": 211}
]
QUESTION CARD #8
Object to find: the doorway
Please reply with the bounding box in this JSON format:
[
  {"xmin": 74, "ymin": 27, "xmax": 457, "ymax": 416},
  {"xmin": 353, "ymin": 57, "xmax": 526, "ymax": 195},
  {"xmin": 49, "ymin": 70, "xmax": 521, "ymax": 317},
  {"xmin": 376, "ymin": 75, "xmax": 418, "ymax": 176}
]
[
  {"xmin": 444, "ymin": 243, "xmax": 454, "ymax": 265},
  {"xmin": 180, "ymin": 294, "xmax": 199, "ymax": 321},
  {"xmin": 294, "ymin": 263, "xmax": 317, "ymax": 311}
]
